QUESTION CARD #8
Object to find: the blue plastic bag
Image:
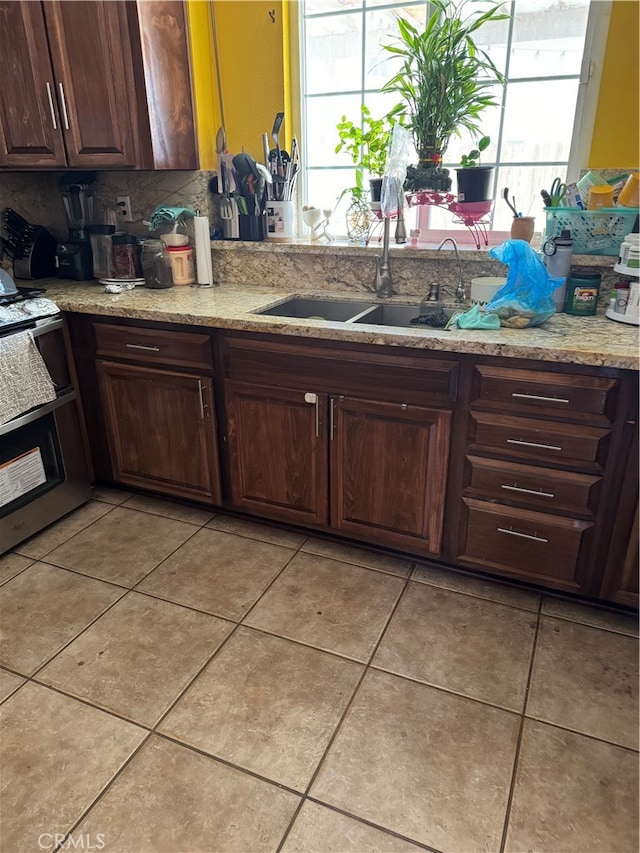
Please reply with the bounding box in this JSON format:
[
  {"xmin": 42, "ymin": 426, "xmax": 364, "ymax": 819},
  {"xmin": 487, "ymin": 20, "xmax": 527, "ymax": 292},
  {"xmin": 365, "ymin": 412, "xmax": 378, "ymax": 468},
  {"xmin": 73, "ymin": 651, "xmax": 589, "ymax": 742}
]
[{"xmin": 486, "ymin": 239, "xmax": 564, "ymax": 328}]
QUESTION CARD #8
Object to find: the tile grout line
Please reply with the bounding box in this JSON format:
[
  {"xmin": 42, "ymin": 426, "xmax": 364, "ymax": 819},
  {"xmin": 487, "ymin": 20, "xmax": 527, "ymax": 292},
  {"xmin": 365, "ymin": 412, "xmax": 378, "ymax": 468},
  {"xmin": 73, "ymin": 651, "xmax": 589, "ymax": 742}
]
[
  {"xmin": 11, "ymin": 502, "xmax": 119, "ymax": 563},
  {"xmin": 498, "ymin": 595, "xmax": 543, "ymax": 853},
  {"xmin": 274, "ymin": 565, "xmax": 416, "ymax": 853}
]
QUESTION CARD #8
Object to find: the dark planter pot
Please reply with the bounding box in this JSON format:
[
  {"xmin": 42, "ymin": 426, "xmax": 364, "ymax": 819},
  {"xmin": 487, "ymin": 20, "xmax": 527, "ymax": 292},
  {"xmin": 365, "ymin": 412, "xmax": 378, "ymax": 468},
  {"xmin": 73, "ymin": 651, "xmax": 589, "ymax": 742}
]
[
  {"xmin": 369, "ymin": 177, "xmax": 383, "ymax": 203},
  {"xmin": 455, "ymin": 166, "xmax": 494, "ymax": 203}
]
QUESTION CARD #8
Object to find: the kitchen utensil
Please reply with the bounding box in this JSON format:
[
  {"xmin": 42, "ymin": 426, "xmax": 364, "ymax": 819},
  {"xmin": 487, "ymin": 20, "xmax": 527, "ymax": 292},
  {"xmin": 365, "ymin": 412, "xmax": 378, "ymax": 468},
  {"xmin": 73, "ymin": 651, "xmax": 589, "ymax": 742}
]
[
  {"xmin": 502, "ymin": 188, "xmax": 519, "ymax": 218},
  {"xmin": 540, "ymin": 189, "xmax": 553, "ymax": 207},
  {"xmin": 1, "ymin": 209, "xmax": 57, "ymax": 279},
  {"xmin": 216, "ymin": 126, "xmax": 226, "ymax": 155},
  {"xmin": 548, "ymin": 177, "xmax": 567, "ymax": 207},
  {"xmin": 262, "ymin": 132, "xmax": 271, "ymax": 168},
  {"xmin": 232, "ymin": 152, "xmax": 260, "ymax": 181}
]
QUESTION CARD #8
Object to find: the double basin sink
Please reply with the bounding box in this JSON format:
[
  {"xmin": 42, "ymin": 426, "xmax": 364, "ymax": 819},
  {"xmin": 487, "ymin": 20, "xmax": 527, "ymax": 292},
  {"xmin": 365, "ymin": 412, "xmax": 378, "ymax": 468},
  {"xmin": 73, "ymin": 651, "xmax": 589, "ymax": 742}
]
[{"xmin": 257, "ymin": 297, "xmax": 460, "ymax": 328}]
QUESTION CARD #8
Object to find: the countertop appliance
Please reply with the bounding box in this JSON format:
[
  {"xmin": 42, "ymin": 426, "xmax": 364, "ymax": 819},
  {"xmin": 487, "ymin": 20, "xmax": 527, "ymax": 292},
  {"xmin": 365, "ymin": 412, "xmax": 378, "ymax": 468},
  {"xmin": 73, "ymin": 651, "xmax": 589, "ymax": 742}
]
[
  {"xmin": 0, "ymin": 288, "xmax": 91, "ymax": 553},
  {"xmin": 56, "ymin": 172, "xmax": 96, "ymax": 281},
  {"xmin": 1, "ymin": 208, "xmax": 57, "ymax": 279}
]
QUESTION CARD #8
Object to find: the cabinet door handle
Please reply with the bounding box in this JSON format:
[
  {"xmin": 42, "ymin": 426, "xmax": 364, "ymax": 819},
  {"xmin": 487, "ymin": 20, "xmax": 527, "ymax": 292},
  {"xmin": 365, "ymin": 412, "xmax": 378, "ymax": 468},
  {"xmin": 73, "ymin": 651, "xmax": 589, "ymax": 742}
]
[
  {"xmin": 304, "ymin": 392, "xmax": 319, "ymax": 437},
  {"xmin": 511, "ymin": 392, "xmax": 569, "ymax": 404},
  {"xmin": 498, "ymin": 526, "xmax": 549, "ymax": 543},
  {"xmin": 507, "ymin": 438, "xmax": 562, "ymax": 452},
  {"xmin": 58, "ymin": 83, "xmax": 70, "ymax": 130},
  {"xmin": 45, "ymin": 82, "xmax": 58, "ymax": 129},
  {"xmin": 197, "ymin": 379, "xmax": 206, "ymax": 420},
  {"xmin": 501, "ymin": 484, "xmax": 555, "ymax": 498},
  {"xmin": 329, "ymin": 398, "xmax": 335, "ymax": 441},
  {"xmin": 125, "ymin": 343, "xmax": 161, "ymax": 352}
]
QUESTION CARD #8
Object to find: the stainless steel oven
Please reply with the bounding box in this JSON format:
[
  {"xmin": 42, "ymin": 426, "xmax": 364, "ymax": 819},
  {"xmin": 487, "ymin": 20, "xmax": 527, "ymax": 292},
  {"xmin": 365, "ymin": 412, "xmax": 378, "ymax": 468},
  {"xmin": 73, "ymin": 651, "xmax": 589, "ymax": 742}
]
[{"xmin": 1, "ymin": 316, "xmax": 91, "ymax": 553}]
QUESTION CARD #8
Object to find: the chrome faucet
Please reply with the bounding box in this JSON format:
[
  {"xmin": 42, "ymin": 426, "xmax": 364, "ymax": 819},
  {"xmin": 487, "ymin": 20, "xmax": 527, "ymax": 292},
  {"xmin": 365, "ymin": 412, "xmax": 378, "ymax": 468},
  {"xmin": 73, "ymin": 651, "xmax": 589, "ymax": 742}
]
[
  {"xmin": 372, "ymin": 217, "xmax": 394, "ymax": 298},
  {"xmin": 437, "ymin": 237, "xmax": 466, "ymax": 303}
]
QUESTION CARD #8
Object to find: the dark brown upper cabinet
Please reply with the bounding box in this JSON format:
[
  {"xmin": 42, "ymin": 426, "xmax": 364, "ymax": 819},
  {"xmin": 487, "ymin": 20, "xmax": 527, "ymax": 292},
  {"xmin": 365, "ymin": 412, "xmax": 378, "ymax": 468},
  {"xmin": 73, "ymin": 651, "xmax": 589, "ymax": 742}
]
[{"xmin": 0, "ymin": 0, "xmax": 197, "ymax": 170}]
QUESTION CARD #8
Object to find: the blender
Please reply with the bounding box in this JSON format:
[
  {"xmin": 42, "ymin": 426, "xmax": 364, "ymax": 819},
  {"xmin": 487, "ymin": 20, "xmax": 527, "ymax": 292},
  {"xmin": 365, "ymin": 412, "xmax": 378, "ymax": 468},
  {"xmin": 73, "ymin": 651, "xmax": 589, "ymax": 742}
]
[{"xmin": 56, "ymin": 172, "xmax": 96, "ymax": 280}]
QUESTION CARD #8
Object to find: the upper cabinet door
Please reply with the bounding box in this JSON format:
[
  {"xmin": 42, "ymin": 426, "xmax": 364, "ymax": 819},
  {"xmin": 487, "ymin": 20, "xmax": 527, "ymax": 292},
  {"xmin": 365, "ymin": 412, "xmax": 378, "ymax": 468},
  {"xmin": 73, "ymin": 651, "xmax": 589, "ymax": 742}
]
[
  {"xmin": 43, "ymin": 0, "xmax": 137, "ymax": 167},
  {"xmin": 0, "ymin": 2, "xmax": 67, "ymax": 167}
]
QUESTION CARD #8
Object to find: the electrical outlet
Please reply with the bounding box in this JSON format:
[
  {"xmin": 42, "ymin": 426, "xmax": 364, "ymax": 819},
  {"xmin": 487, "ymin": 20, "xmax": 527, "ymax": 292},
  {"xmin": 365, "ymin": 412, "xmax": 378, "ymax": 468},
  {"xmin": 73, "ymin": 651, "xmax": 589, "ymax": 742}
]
[{"xmin": 116, "ymin": 195, "xmax": 132, "ymax": 222}]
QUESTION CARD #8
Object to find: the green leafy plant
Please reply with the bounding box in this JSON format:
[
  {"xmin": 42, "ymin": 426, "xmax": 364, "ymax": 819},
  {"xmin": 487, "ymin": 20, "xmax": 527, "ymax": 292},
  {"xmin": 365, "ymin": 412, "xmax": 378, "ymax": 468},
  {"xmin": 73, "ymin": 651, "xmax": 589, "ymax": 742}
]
[
  {"xmin": 335, "ymin": 104, "xmax": 401, "ymax": 177},
  {"xmin": 459, "ymin": 135, "xmax": 490, "ymax": 168},
  {"xmin": 381, "ymin": 0, "xmax": 507, "ymax": 188}
]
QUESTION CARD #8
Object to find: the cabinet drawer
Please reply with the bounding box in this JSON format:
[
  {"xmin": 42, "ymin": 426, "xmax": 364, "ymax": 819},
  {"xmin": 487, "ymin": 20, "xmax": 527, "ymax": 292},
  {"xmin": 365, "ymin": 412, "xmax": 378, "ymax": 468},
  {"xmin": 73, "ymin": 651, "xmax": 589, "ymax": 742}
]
[
  {"xmin": 472, "ymin": 364, "xmax": 618, "ymax": 423},
  {"xmin": 470, "ymin": 411, "xmax": 611, "ymax": 468},
  {"xmin": 465, "ymin": 455, "xmax": 601, "ymax": 515},
  {"xmin": 95, "ymin": 323, "xmax": 212, "ymax": 370},
  {"xmin": 458, "ymin": 498, "xmax": 593, "ymax": 592}
]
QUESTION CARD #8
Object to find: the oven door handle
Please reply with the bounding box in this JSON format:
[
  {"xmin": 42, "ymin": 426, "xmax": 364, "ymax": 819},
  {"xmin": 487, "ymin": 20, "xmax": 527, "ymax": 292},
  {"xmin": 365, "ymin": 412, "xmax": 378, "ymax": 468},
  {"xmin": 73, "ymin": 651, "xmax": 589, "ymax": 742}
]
[
  {"xmin": 0, "ymin": 390, "xmax": 77, "ymax": 435},
  {"xmin": 30, "ymin": 317, "xmax": 64, "ymax": 339}
]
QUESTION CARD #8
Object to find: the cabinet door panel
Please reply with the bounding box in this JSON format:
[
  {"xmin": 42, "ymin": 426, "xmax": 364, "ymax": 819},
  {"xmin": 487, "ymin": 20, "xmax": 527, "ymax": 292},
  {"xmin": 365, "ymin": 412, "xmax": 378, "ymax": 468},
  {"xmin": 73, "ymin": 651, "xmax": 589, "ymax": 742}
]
[
  {"xmin": 98, "ymin": 361, "xmax": 221, "ymax": 504},
  {"xmin": 44, "ymin": 0, "xmax": 136, "ymax": 167},
  {"xmin": 331, "ymin": 397, "xmax": 451, "ymax": 555},
  {"xmin": 225, "ymin": 381, "xmax": 329, "ymax": 527},
  {"xmin": 0, "ymin": 1, "xmax": 66, "ymax": 166}
]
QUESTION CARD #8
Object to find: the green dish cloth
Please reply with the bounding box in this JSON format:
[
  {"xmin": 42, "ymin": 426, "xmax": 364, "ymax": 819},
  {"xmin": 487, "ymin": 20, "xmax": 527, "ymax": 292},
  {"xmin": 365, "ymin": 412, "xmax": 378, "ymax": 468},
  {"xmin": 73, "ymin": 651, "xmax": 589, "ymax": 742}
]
[
  {"xmin": 150, "ymin": 206, "xmax": 196, "ymax": 231},
  {"xmin": 454, "ymin": 304, "xmax": 501, "ymax": 329}
]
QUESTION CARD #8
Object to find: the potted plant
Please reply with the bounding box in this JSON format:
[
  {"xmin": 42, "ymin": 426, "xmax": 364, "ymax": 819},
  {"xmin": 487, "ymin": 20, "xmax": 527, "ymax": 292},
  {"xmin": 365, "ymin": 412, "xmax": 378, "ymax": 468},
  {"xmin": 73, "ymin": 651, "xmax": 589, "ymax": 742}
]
[
  {"xmin": 381, "ymin": 0, "xmax": 507, "ymax": 192},
  {"xmin": 455, "ymin": 135, "xmax": 494, "ymax": 202},
  {"xmin": 335, "ymin": 104, "xmax": 401, "ymax": 203}
]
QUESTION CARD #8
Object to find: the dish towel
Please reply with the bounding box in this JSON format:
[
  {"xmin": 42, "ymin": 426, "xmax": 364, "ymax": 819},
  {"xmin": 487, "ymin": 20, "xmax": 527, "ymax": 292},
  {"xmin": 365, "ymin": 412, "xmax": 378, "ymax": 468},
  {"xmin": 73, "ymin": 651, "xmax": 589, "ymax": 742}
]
[{"xmin": 0, "ymin": 331, "xmax": 57, "ymax": 425}]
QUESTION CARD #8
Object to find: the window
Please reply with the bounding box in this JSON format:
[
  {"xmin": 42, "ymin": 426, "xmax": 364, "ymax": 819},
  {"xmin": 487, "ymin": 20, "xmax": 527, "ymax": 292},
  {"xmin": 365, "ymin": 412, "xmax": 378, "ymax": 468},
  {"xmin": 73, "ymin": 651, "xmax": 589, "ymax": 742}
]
[{"xmin": 299, "ymin": 0, "xmax": 608, "ymax": 243}]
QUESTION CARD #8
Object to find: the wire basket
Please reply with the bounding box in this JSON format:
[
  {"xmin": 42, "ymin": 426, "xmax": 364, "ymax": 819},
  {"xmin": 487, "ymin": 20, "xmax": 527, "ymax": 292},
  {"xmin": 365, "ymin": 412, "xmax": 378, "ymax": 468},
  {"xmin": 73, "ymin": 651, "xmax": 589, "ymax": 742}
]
[{"xmin": 544, "ymin": 207, "xmax": 639, "ymax": 256}]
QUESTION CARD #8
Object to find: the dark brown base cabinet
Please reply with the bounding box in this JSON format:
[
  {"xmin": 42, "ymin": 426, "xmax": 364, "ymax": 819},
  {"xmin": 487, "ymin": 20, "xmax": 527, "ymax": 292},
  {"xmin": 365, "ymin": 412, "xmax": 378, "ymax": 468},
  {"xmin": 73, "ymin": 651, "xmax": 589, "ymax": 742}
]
[
  {"xmin": 225, "ymin": 381, "xmax": 451, "ymax": 555},
  {"xmin": 67, "ymin": 316, "xmax": 638, "ymax": 608}
]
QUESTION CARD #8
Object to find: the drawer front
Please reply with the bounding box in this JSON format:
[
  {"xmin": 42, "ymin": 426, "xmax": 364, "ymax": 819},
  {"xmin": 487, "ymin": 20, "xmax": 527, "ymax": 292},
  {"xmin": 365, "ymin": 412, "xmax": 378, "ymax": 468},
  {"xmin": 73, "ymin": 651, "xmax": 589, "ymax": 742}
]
[
  {"xmin": 458, "ymin": 498, "xmax": 593, "ymax": 591},
  {"xmin": 95, "ymin": 323, "xmax": 212, "ymax": 370},
  {"xmin": 472, "ymin": 364, "xmax": 619, "ymax": 423},
  {"xmin": 470, "ymin": 411, "xmax": 611, "ymax": 467},
  {"xmin": 223, "ymin": 333, "xmax": 458, "ymax": 406},
  {"xmin": 465, "ymin": 455, "xmax": 601, "ymax": 515}
]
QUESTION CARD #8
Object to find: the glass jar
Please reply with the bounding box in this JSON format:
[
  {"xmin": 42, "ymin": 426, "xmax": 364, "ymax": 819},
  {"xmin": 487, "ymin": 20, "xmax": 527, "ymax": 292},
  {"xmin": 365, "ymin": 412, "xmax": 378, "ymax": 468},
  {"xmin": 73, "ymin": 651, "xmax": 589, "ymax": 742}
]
[
  {"xmin": 140, "ymin": 240, "xmax": 173, "ymax": 289},
  {"xmin": 112, "ymin": 234, "xmax": 139, "ymax": 279},
  {"xmin": 345, "ymin": 197, "xmax": 370, "ymax": 245}
]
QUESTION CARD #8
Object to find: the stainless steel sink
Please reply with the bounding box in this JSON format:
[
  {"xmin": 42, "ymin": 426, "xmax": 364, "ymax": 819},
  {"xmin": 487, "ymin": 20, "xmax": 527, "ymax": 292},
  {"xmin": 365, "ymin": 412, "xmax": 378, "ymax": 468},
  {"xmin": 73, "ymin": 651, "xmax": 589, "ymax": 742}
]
[
  {"xmin": 257, "ymin": 297, "xmax": 374, "ymax": 322},
  {"xmin": 354, "ymin": 303, "xmax": 461, "ymax": 328}
]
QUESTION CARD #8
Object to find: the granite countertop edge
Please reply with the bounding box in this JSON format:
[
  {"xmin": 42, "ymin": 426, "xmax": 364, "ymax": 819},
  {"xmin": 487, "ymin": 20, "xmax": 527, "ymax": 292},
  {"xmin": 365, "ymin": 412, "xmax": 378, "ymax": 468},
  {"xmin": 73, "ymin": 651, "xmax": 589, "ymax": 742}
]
[{"xmin": 42, "ymin": 279, "xmax": 639, "ymax": 371}]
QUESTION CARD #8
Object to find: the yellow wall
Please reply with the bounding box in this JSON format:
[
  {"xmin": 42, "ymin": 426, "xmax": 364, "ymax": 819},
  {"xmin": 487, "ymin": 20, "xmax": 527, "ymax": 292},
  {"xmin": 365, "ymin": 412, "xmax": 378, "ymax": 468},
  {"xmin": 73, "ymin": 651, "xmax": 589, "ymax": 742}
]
[
  {"xmin": 589, "ymin": 0, "xmax": 639, "ymax": 168},
  {"xmin": 187, "ymin": 0, "xmax": 220, "ymax": 170}
]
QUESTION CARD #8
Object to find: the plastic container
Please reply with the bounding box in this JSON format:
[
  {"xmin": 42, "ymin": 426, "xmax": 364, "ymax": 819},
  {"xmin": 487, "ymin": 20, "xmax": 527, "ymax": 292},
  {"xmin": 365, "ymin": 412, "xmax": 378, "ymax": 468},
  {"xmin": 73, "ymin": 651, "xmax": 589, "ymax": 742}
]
[
  {"xmin": 628, "ymin": 245, "xmax": 640, "ymax": 270},
  {"xmin": 140, "ymin": 240, "xmax": 173, "ymax": 289},
  {"xmin": 587, "ymin": 185, "xmax": 614, "ymax": 210},
  {"xmin": 627, "ymin": 281, "xmax": 640, "ymax": 318},
  {"xmin": 112, "ymin": 234, "xmax": 139, "ymax": 279},
  {"xmin": 613, "ymin": 281, "xmax": 630, "ymax": 314},
  {"xmin": 165, "ymin": 245, "xmax": 195, "ymax": 284},
  {"xmin": 618, "ymin": 233, "xmax": 640, "ymax": 266},
  {"xmin": 544, "ymin": 207, "xmax": 639, "ymax": 256},
  {"xmin": 576, "ymin": 170, "xmax": 607, "ymax": 201},
  {"xmin": 89, "ymin": 224, "xmax": 115, "ymax": 279},
  {"xmin": 564, "ymin": 269, "xmax": 602, "ymax": 316},
  {"xmin": 617, "ymin": 173, "xmax": 640, "ymax": 208},
  {"xmin": 470, "ymin": 276, "xmax": 506, "ymax": 308}
]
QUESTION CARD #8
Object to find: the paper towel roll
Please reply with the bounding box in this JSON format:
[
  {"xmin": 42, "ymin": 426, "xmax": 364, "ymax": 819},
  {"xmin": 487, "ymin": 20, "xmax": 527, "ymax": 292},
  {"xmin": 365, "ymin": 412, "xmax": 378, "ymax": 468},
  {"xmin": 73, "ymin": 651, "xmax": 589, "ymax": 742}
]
[{"xmin": 194, "ymin": 215, "xmax": 214, "ymax": 286}]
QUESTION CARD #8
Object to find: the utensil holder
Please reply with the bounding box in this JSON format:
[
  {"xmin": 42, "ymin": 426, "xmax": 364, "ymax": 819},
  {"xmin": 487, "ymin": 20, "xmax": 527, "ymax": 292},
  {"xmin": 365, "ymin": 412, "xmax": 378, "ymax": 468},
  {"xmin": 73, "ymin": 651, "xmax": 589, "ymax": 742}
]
[
  {"xmin": 510, "ymin": 216, "xmax": 535, "ymax": 242},
  {"xmin": 239, "ymin": 214, "xmax": 266, "ymax": 241},
  {"xmin": 267, "ymin": 202, "xmax": 295, "ymax": 241}
]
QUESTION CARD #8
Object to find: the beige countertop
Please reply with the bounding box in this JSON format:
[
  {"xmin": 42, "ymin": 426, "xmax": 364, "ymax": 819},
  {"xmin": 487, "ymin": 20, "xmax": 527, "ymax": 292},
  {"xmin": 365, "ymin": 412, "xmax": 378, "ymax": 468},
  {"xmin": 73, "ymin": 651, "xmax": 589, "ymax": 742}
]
[{"xmin": 41, "ymin": 278, "xmax": 639, "ymax": 370}]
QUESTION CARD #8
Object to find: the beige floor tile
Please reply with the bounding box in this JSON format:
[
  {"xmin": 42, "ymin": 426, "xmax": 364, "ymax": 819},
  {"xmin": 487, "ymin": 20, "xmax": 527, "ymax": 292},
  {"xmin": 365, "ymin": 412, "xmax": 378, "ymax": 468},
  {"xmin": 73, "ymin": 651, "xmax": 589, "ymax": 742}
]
[
  {"xmin": 206, "ymin": 514, "xmax": 307, "ymax": 548},
  {"xmin": 302, "ymin": 537, "xmax": 412, "ymax": 577},
  {"xmin": 0, "ymin": 669, "xmax": 25, "ymax": 703},
  {"xmin": 0, "ymin": 552, "xmax": 33, "ymax": 585},
  {"xmin": 528, "ymin": 616, "xmax": 639, "ymax": 749},
  {"xmin": 282, "ymin": 801, "xmax": 424, "ymax": 852},
  {"xmin": 38, "ymin": 592, "xmax": 233, "ymax": 727},
  {"xmin": 123, "ymin": 493, "xmax": 214, "ymax": 526},
  {"xmin": 505, "ymin": 719, "xmax": 639, "ymax": 853},
  {"xmin": 160, "ymin": 627, "xmax": 362, "ymax": 790},
  {"xmin": 45, "ymin": 506, "xmax": 197, "ymax": 587},
  {"xmin": 542, "ymin": 595, "xmax": 639, "ymax": 637},
  {"xmin": 137, "ymin": 527, "xmax": 294, "ymax": 620},
  {"xmin": 373, "ymin": 581, "xmax": 536, "ymax": 710},
  {"xmin": 311, "ymin": 670, "xmax": 519, "ymax": 852},
  {"xmin": 0, "ymin": 563, "xmax": 124, "ymax": 675},
  {"xmin": 412, "ymin": 562, "xmax": 541, "ymax": 611},
  {"xmin": 76, "ymin": 735, "xmax": 299, "ymax": 853},
  {"xmin": 14, "ymin": 500, "xmax": 114, "ymax": 560},
  {"xmin": 245, "ymin": 552, "xmax": 404, "ymax": 661},
  {"xmin": 90, "ymin": 485, "xmax": 133, "ymax": 505},
  {"xmin": 0, "ymin": 682, "xmax": 145, "ymax": 853}
]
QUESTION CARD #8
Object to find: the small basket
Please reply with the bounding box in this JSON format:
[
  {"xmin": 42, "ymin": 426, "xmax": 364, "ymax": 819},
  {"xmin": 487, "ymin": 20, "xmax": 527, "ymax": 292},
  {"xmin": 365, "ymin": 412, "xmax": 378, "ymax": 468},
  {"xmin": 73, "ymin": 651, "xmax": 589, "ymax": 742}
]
[{"xmin": 544, "ymin": 207, "xmax": 639, "ymax": 256}]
